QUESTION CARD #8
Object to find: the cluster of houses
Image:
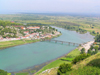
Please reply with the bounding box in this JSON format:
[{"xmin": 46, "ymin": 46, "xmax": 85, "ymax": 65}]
[{"xmin": 0, "ymin": 26, "xmax": 60, "ymax": 42}]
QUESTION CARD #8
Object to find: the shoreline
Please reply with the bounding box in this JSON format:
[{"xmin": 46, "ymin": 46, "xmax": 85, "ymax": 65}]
[
  {"xmin": 0, "ymin": 34, "xmax": 62, "ymax": 50},
  {"xmin": 11, "ymin": 46, "xmax": 78, "ymax": 75},
  {"xmin": 10, "ymin": 40, "xmax": 94, "ymax": 75},
  {"xmin": 35, "ymin": 40, "xmax": 95, "ymax": 75}
]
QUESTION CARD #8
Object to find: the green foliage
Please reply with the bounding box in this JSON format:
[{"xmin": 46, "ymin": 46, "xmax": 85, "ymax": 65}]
[
  {"xmin": 80, "ymin": 48, "xmax": 85, "ymax": 54},
  {"xmin": 90, "ymin": 45, "xmax": 94, "ymax": 50},
  {"xmin": 0, "ymin": 69, "xmax": 7, "ymax": 75},
  {"xmin": 95, "ymin": 34, "xmax": 100, "ymax": 42},
  {"xmin": 15, "ymin": 72, "xmax": 29, "ymax": 75},
  {"xmin": 52, "ymin": 32, "xmax": 54, "ymax": 34},
  {"xmin": 87, "ymin": 49, "xmax": 92, "ymax": 55},
  {"xmin": 97, "ymin": 32, "xmax": 99, "ymax": 34},
  {"xmin": 72, "ymin": 53, "xmax": 90, "ymax": 64},
  {"xmin": 65, "ymin": 66, "xmax": 100, "ymax": 75},
  {"xmin": 30, "ymin": 70, "xmax": 36, "ymax": 73},
  {"xmin": 94, "ymin": 46, "xmax": 99, "ymax": 50},
  {"xmin": 87, "ymin": 58, "xmax": 100, "ymax": 68},
  {"xmin": 57, "ymin": 63, "xmax": 72, "ymax": 75}
]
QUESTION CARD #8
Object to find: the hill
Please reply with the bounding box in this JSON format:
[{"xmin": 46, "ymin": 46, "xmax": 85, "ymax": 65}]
[{"xmin": 38, "ymin": 52, "xmax": 100, "ymax": 75}]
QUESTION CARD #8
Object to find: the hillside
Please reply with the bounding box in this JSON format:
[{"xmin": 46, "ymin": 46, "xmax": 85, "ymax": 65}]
[{"xmin": 39, "ymin": 52, "xmax": 100, "ymax": 75}]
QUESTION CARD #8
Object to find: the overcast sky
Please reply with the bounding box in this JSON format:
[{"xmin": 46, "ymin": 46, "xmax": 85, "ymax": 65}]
[{"xmin": 0, "ymin": 0, "xmax": 100, "ymax": 14}]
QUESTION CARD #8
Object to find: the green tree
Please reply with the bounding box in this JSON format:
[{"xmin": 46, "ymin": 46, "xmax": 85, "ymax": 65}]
[
  {"xmin": 97, "ymin": 32, "xmax": 99, "ymax": 34},
  {"xmin": 90, "ymin": 45, "xmax": 94, "ymax": 50},
  {"xmin": 94, "ymin": 46, "xmax": 98, "ymax": 51},
  {"xmin": 57, "ymin": 63, "xmax": 72, "ymax": 75},
  {"xmin": 81, "ymin": 48, "xmax": 85, "ymax": 54},
  {"xmin": 52, "ymin": 32, "xmax": 54, "ymax": 34},
  {"xmin": 87, "ymin": 49, "xmax": 92, "ymax": 55}
]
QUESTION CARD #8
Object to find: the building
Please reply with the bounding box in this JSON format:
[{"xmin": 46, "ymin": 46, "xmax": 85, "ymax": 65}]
[
  {"xmin": 21, "ymin": 27, "xmax": 26, "ymax": 30},
  {"xmin": 27, "ymin": 26, "xmax": 40, "ymax": 30},
  {"xmin": 24, "ymin": 31, "xmax": 29, "ymax": 34},
  {"xmin": 11, "ymin": 21, "xmax": 14, "ymax": 23}
]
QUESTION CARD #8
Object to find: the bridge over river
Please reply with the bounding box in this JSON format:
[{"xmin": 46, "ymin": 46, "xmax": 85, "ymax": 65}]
[{"xmin": 41, "ymin": 39, "xmax": 82, "ymax": 46}]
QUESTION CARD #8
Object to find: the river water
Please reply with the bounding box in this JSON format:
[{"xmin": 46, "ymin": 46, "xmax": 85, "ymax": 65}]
[{"xmin": 0, "ymin": 27, "xmax": 94, "ymax": 72}]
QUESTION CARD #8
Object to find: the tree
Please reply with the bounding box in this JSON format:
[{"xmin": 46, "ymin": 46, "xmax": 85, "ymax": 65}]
[
  {"xmin": 57, "ymin": 63, "xmax": 72, "ymax": 75},
  {"xmin": 0, "ymin": 69, "xmax": 7, "ymax": 75},
  {"xmin": 94, "ymin": 46, "xmax": 98, "ymax": 51},
  {"xmin": 87, "ymin": 49, "xmax": 92, "ymax": 55},
  {"xmin": 90, "ymin": 45, "xmax": 94, "ymax": 50},
  {"xmin": 97, "ymin": 32, "xmax": 99, "ymax": 34},
  {"xmin": 95, "ymin": 49, "xmax": 98, "ymax": 54},
  {"xmin": 81, "ymin": 48, "xmax": 85, "ymax": 54},
  {"xmin": 92, "ymin": 31, "xmax": 96, "ymax": 34},
  {"xmin": 52, "ymin": 32, "xmax": 54, "ymax": 34}
]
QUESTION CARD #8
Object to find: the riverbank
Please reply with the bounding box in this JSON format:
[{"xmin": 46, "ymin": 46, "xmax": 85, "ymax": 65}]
[
  {"xmin": 36, "ymin": 40, "xmax": 94, "ymax": 75},
  {"xmin": 35, "ymin": 47, "xmax": 80, "ymax": 75},
  {"xmin": 0, "ymin": 34, "xmax": 61, "ymax": 50},
  {"xmin": 81, "ymin": 41, "xmax": 95, "ymax": 53}
]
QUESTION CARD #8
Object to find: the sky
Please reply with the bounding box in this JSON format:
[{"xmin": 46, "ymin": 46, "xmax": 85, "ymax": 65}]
[{"xmin": 0, "ymin": 0, "xmax": 100, "ymax": 14}]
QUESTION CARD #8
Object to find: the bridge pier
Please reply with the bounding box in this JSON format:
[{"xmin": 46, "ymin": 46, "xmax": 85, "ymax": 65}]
[
  {"xmin": 68, "ymin": 42, "xmax": 70, "ymax": 45},
  {"xmin": 73, "ymin": 43, "xmax": 75, "ymax": 46}
]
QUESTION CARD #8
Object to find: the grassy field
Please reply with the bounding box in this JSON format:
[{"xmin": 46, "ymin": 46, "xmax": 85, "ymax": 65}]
[
  {"xmin": 38, "ymin": 52, "xmax": 100, "ymax": 75},
  {"xmin": 35, "ymin": 48, "xmax": 80, "ymax": 75},
  {"xmin": 0, "ymin": 39, "xmax": 40, "ymax": 50}
]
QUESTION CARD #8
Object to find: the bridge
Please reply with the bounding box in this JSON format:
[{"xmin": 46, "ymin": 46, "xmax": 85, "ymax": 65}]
[{"xmin": 41, "ymin": 39, "xmax": 81, "ymax": 46}]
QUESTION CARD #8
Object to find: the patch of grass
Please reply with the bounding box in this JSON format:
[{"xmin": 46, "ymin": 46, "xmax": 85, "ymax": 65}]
[
  {"xmin": 60, "ymin": 57, "xmax": 74, "ymax": 61},
  {"xmin": 64, "ymin": 66, "xmax": 100, "ymax": 75},
  {"xmin": 15, "ymin": 72, "xmax": 29, "ymax": 75},
  {"xmin": 0, "ymin": 39, "xmax": 40, "ymax": 50},
  {"xmin": 30, "ymin": 70, "xmax": 36, "ymax": 73},
  {"xmin": 7, "ymin": 73, "xmax": 11, "ymax": 75}
]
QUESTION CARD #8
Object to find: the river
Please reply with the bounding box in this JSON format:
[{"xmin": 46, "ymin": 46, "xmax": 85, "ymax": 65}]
[{"xmin": 0, "ymin": 27, "xmax": 94, "ymax": 72}]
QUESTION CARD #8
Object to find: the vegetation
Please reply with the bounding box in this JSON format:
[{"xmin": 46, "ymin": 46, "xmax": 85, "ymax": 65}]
[
  {"xmin": 1, "ymin": 14, "xmax": 100, "ymax": 36},
  {"xmin": 0, "ymin": 39, "xmax": 40, "ymax": 49},
  {"xmin": 64, "ymin": 66, "xmax": 100, "ymax": 75},
  {"xmin": 57, "ymin": 63, "xmax": 72, "ymax": 75},
  {"xmin": 35, "ymin": 48, "xmax": 80, "ymax": 75},
  {"xmin": 0, "ymin": 69, "xmax": 7, "ymax": 75},
  {"xmin": 80, "ymin": 48, "xmax": 85, "ymax": 54},
  {"xmin": 95, "ymin": 34, "xmax": 100, "ymax": 42},
  {"xmin": 15, "ymin": 72, "xmax": 29, "ymax": 75},
  {"xmin": 72, "ymin": 53, "xmax": 90, "ymax": 64}
]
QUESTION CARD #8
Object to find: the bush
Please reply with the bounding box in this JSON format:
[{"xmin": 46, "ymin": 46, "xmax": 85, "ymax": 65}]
[
  {"xmin": 0, "ymin": 69, "xmax": 7, "ymax": 75},
  {"xmin": 72, "ymin": 53, "xmax": 90, "ymax": 64},
  {"xmin": 80, "ymin": 48, "xmax": 85, "ymax": 54},
  {"xmin": 87, "ymin": 49, "xmax": 92, "ymax": 55},
  {"xmin": 57, "ymin": 63, "xmax": 72, "ymax": 75}
]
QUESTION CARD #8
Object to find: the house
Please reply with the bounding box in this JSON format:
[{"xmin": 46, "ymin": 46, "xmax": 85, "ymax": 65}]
[
  {"xmin": 11, "ymin": 21, "xmax": 14, "ymax": 23},
  {"xmin": 21, "ymin": 27, "xmax": 26, "ymax": 30},
  {"xmin": 27, "ymin": 26, "xmax": 40, "ymax": 30},
  {"xmin": 24, "ymin": 31, "xmax": 29, "ymax": 34}
]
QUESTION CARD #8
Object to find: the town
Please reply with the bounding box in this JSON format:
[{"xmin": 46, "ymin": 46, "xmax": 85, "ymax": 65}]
[{"xmin": 0, "ymin": 23, "xmax": 61, "ymax": 42}]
